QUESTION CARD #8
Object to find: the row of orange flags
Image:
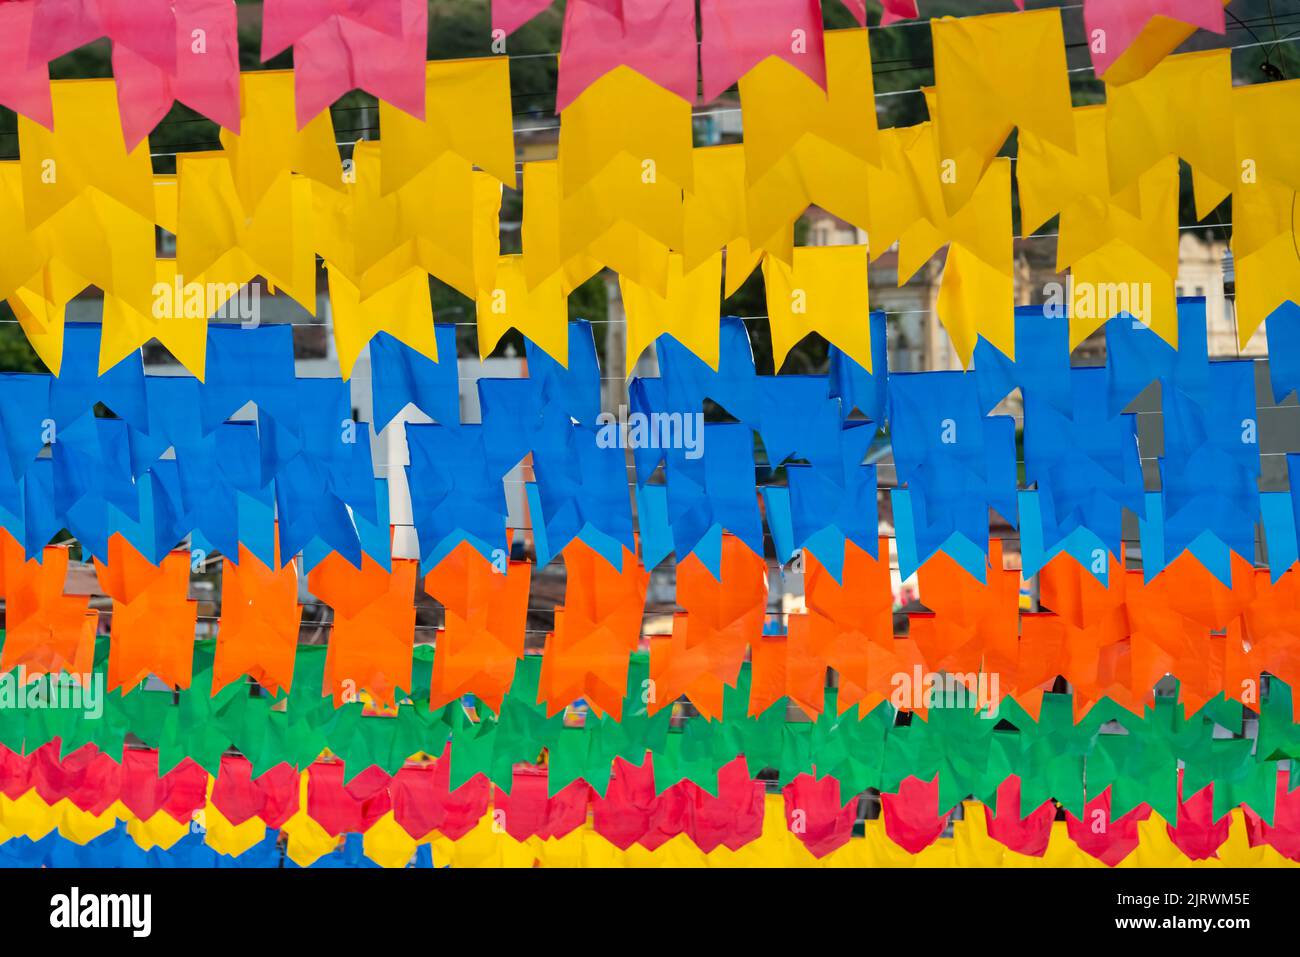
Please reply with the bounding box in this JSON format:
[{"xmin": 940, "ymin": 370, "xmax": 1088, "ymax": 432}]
[{"xmin": 12, "ymin": 529, "xmax": 1300, "ymax": 724}]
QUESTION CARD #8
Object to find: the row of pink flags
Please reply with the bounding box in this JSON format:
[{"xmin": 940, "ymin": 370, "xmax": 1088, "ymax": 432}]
[{"xmin": 0, "ymin": 0, "xmax": 1229, "ymax": 146}]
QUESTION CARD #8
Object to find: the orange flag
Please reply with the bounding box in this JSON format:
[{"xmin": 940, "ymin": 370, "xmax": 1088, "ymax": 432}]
[
  {"xmin": 1017, "ymin": 611, "xmax": 1072, "ymax": 719},
  {"xmin": 1230, "ymin": 567, "xmax": 1300, "ymax": 718},
  {"xmin": 212, "ymin": 543, "xmax": 304, "ymax": 697},
  {"xmin": 1035, "ymin": 550, "xmax": 1133, "ymax": 718},
  {"xmin": 310, "ymin": 553, "xmax": 418, "ymax": 712},
  {"xmin": 649, "ymin": 534, "xmax": 767, "ymax": 719},
  {"xmin": 93, "ymin": 536, "xmax": 198, "ymax": 692},
  {"xmin": 805, "ymin": 539, "xmax": 898, "ymax": 716},
  {"xmin": 538, "ymin": 542, "xmax": 648, "ymax": 720},
  {"xmin": 910, "ymin": 540, "xmax": 1020, "ymax": 701},
  {"xmin": 1123, "ymin": 553, "xmax": 1251, "ymax": 716},
  {"xmin": 424, "ymin": 541, "xmax": 532, "ymax": 714},
  {"xmin": 0, "ymin": 533, "xmax": 96, "ymax": 680},
  {"xmin": 751, "ymin": 540, "xmax": 914, "ymax": 719}
]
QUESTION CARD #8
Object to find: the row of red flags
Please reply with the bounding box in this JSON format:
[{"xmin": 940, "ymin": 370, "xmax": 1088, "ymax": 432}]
[{"xmin": 3, "ymin": 740, "xmax": 1296, "ymax": 864}]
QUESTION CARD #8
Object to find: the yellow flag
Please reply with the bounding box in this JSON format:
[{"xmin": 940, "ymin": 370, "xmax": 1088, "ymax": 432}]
[
  {"xmin": 311, "ymin": 173, "xmax": 358, "ymax": 281},
  {"xmin": 126, "ymin": 811, "xmax": 189, "ymax": 852},
  {"xmin": 763, "ymin": 245, "xmax": 873, "ymax": 372},
  {"xmin": 1105, "ymin": 50, "xmax": 1234, "ymax": 221},
  {"xmin": 362, "ymin": 812, "xmax": 420, "ymax": 869},
  {"xmin": 202, "ymin": 802, "xmax": 268, "ymax": 859},
  {"xmin": 220, "ymin": 70, "xmax": 343, "ymax": 216},
  {"xmin": 32, "ymin": 190, "xmax": 156, "ymax": 318},
  {"xmin": 476, "ymin": 254, "xmax": 569, "ymax": 365},
  {"xmin": 328, "ymin": 265, "xmax": 437, "ymax": 379},
  {"xmin": 1018, "ymin": 106, "xmax": 1126, "ymax": 239},
  {"xmin": 1058, "ymin": 155, "xmax": 1180, "ymax": 280},
  {"xmin": 281, "ymin": 774, "xmax": 340, "ymax": 868},
  {"xmin": 935, "ymin": 158, "xmax": 1015, "ymax": 364},
  {"xmin": 176, "ymin": 154, "xmax": 318, "ymax": 314},
  {"xmin": 99, "ymin": 260, "xmax": 209, "ymax": 377},
  {"xmin": 867, "ymin": 124, "xmax": 948, "ymax": 274},
  {"xmin": 621, "ymin": 253, "xmax": 723, "ymax": 372},
  {"xmin": 153, "ymin": 175, "xmax": 178, "ymax": 235},
  {"xmin": 0, "ymin": 164, "xmax": 48, "ymax": 300},
  {"xmin": 684, "ymin": 146, "xmax": 748, "ymax": 273},
  {"xmin": 739, "ymin": 29, "xmax": 880, "ymax": 262},
  {"xmin": 1070, "ymin": 243, "xmax": 1177, "ymax": 349},
  {"xmin": 1229, "ymin": 79, "xmax": 1300, "ymax": 344},
  {"xmin": 1020, "ymin": 105, "xmax": 1180, "ymax": 282},
  {"xmin": 724, "ymin": 239, "xmax": 764, "ymax": 299},
  {"xmin": 1232, "ymin": 93, "xmax": 1300, "ymax": 349},
  {"xmin": 744, "ymin": 140, "xmax": 871, "ymax": 266},
  {"xmin": 1231, "ymin": 78, "xmax": 1300, "ymax": 197},
  {"xmin": 349, "ymin": 143, "xmax": 501, "ymax": 302},
  {"xmin": 19, "ymin": 79, "xmax": 155, "ymax": 231},
  {"xmin": 558, "ymin": 153, "xmax": 681, "ymax": 295},
  {"xmin": 381, "ymin": 57, "xmax": 516, "ymax": 193},
  {"xmin": 936, "ymin": 244, "xmax": 1014, "ymax": 368},
  {"xmin": 738, "ymin": 28, "xmax": 881, "ymax": 187},
  {"xmin": 681, "ymin": 146, "xmax": 766, "ymax": 296},
  {"xmin": 931, "ymin": 10, "xmax": 1075, "ymax": 215},
  {"xmin": 54, "ymin": 802, "xmax": 118, "ymax": 847},
  {"xmin": 10, "ymin": 266, "xmax": 76, "ymax": 373},
  {"xmin": 879, "ymin": 124, "xmax": 1011, "ymax": 360},
  {"xmin": 519, "ymin": 160, "xmax": 603, "ymax": 294},
  {"xmin": 557, "ymin": 66, "xmax": 693, "ymax": 197}
]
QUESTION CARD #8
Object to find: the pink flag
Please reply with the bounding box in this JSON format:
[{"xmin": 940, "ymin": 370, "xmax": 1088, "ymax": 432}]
[
  {"xmin": 291, "ymin": 0, "xmax": 427, "ymax": 126},
  {"xmin": 879, "ymin": 0, "xmax": 918, "ymax": 26},
  {"xmin": 492, "ymin": 0, "xmax": 554, "ymax": 36},
  {"xmin": 101, "ymin": 0, "xmax": 179, "ymax": 72},
  {"xmin": 1083, "ymin": 0, "xmax": 1225, "ymax": 79},
  {"xmin": 0, "ymin": 1, "xmax": 53, "ymax": 127},
  {"xmin": 261, "ymin": 0, "xmax": 407, "ymax": 61},
  {"xmin": 27, "ymin": 0, "xmax": 106, "ymax": 65},
  {"xmin": 699, "ymin": 0, "xmax": 825, "ymax": 103},
  {"xmin": 555, "ymin": 0, "xmax": 697, "ymax": 111},
  {"xmin": 29, "ymin": 0, "xmax": 178, "ymax": 71},
  {"xmin": 28, "ymin": 0, "xmax": 178, "ymax": 69},
  {"xmin": 113, "ymin": 0, "xmax": 240, "ymax": 149}
]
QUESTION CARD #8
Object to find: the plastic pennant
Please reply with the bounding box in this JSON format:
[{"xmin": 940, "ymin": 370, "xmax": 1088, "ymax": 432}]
[
  {"xmin": 219, "ymin": 70, "xmax": 343, "ymax": 216},
  {"xmin": 311, "ymin": 553, "xmax": 418, "ymax": 712},
  {"xmin": 700, "ymin": 0, "xmax": 825, "ymax": 104},
  {"xmin": 380, "ymin": 57, "xmax": 516, "ymax": 193},
  {"xmin": 286, "ymin": 0, "xmax": 428, "ymax": 128},
  {"xmin": 327, "ymin": 265, "xmax": 436, "ymax": 380},
  {"xmin": 1103, "ymin": 50, "xmax": 1234, "ymax": 222},
  {"xmin": 424, "ymin": 541, "xmax": 532, "ymax": 713},
  {"xmin": 763, "ymin": 245, "xmax": 873, "ymax": 373},
  {"xmin": 538, "ymin": 542, "xmax": 649, "ymax": 720},
  {"xmin": 94, "ymin": 537, "xmax": 198, "ymax": 693},
  {"xmin": 212, "ymin": 542, "xmax": 304, "ymax": 697},
  {"xmin": 930, "ymin": 9, "xmax": 1075, "ymax": 215},
  {"xmin": 18, "ymin": 78, "xmax": 155, "ymax": 232},
  {"xmin": 555, "ymin": 0, "xmax": 697, "ymax": 112},
  {"xmin": 621, "ymin": 253, "xmax": 723, "ymax": 373},
  {"xmin": 476, "ymin": 255, "xmax": 570, "ymax": 366}
]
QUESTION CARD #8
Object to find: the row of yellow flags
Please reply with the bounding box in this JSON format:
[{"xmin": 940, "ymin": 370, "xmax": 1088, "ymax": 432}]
[{"xmin": 3, "ymin": 11, "xmax": 1297, "ymax": 379}]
